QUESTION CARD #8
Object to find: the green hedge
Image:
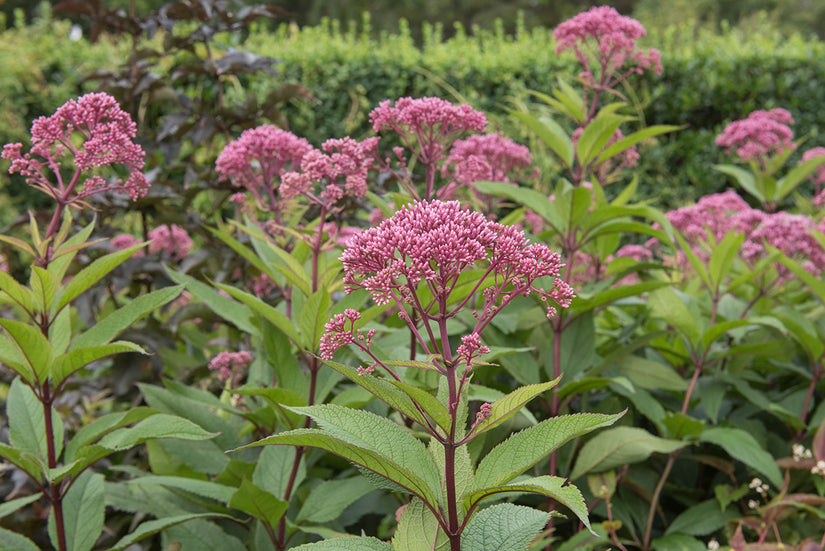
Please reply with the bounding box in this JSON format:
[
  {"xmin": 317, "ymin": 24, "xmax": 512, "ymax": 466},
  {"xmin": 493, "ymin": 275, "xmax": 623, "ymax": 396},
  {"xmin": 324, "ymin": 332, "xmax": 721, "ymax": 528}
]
[{"xmin": 2, "ymin": 11, "xmax": 825, "ymax": 209}]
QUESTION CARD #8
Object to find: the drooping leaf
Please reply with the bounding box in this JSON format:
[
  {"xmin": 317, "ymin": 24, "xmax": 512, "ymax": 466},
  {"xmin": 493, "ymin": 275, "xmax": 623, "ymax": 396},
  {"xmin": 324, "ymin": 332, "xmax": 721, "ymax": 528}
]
[
  {"xmin": 460, "ymin": 503, "xmax": 551, "ymax": 551},
  {"xmin": 107, "ymin": 513, "xmax": 236, "ymax": 551},
  {"xmin": 96, "ymin": 414, "xmax": 217, "ymax": 450},
  {"xmin": 699, "ymin": 427, "xmax": 782, "ymax": 487},
  {"xmin": 0, "ymin": 494, "xmax": 41, "ymax": 521},
  {"xmin": 570, "ymin": 426, "xmax": 686, "ymax": 479},
  {"xmin": 126, "ymin": 475, "xmax": 236, "ymax": 504},
  {"xmin": 475, "ymin": 412, "xmax": 622, "ymax": 488},
  {"xmin": 229, "ymin": 478, "xmax": 288, "ymax": 529},
  {"xmin": 64, "ymin": 407, "xmax": 158, "ymax": 461},
  {"xmin": 48, "ymin": 471, "xmax": 104, "ymax": 551},
  {"xmin": 297, "ymin": 476, "xmax": 375, "ymax": 523}
]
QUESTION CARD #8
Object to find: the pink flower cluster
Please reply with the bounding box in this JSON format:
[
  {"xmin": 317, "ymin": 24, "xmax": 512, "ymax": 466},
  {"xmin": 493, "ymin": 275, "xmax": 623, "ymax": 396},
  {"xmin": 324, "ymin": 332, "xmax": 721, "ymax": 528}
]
[
  {"xmin": 341, "ymin": 199, "xmax": 574, "ymax": 317},
  {"xmin": 319, "ymin": 309, "xmax": 376, "ymax": 361},
  {"xmin": 147, "ymin": 224, "xmax": 193, "ymax": 260},
  {"xmin": 441, "ymin": 133, "xmax": 536, "ymax": 187},
  {"xmin": 662, "ymin": 190, "xmax": 825, "ymax": 283},
  {"xmin": 281, "ymin": 136, "xmax": 379, "ymax": 207},
  {"xmin": 2, "ymin": 93, "xmax": 149, "ymax": 203},
  {"xmin": 111, "ymin": 233, "xmax": 145, "ymax": 256},
  {"xmin": 216, "ymin": 125, "xmax": 312, "ymax": 211},
  {"xmin": 208, "ymin": 350, "xmax": 253, "ymax": 385},
  {"xmin": 800, "ymin": 147, "xmax": 825, "ymax": 205},
  {"xmin": 716, "ymin": 109, "xmax": 796, "ymax": 164},
  {"xmin": 554, "ymin": 6, "xmax": 662, "ymax": 88}
]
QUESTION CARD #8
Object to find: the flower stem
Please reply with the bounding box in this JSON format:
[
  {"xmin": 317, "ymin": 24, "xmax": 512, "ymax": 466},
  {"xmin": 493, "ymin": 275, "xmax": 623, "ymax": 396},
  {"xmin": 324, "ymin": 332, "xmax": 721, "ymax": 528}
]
[{"xmin": 42, "ymin": 382, "xmax": 67, "ymax": 551}]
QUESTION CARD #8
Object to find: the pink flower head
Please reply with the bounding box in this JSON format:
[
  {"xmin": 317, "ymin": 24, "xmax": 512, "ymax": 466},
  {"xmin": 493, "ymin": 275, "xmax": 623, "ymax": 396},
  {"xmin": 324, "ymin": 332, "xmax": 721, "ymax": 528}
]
[
  {"xmin": 370, "ymin": 97, "xmax": 487, "ymax": 199},
  {"xmin": 456, "ymin": 332, "xmax": 490, "ymax": 366},
  {"xmin": 554, "ymin": 6, "xmax": 662, "ymax": 89},
  {"xmin": 442, "ymin": 133, "xmax": 536, "ymax": 186},
  {"xmin": 340, "ymin": 200, "xmax": 574, "ymax": 321},
  {"xmin": 801, "ymin": 146, "xmax": 825, "ymax": 192},
  {"xmin": 148, "ymin": 224, "xmax": 193, "ymax": 260},
  {"xmin": 319, "ymin": 308, "xmax": 376, "ymax": 360},
  {"xmin": 281, "ymin": 136, "xmax": 379, "ymax": 208},
  {"xmin": 2, "ymin": 92, "xmax": 149, "ymax": 202},
  {"xmin": 111, "ymin": 233, "xmax": 145, "ymax": 256},
  {"xmin": 716, "ymin": 109, "xmax": 796, "ymax": 164},
  {"xmin": 741, "ymin": 212, "xmax": 825, "ymax": 280},
  {"xmin": 0, "ymin": 253, "xmax": 7, "ymax": 273},
  {"xmin": 208, "ymin": 350, "xmax": 254, "ymax": 386},
  {"xmin": 215, "ymin": 125, "xmax": 312, "ymax": 210}
]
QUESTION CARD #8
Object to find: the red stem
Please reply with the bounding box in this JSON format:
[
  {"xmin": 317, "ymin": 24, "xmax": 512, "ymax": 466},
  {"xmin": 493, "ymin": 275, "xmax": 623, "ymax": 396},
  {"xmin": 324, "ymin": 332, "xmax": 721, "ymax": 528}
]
[{"xmin": 42, "ymin": 382, "xmax": 67, "ymax": 551}]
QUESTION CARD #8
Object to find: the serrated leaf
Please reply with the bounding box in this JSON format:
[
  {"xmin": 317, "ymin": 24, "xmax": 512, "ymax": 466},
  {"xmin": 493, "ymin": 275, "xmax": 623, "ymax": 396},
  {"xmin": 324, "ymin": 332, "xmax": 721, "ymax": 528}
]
[
  {"xmin": 30, "ymin": 266, "xmax": 57, "ymax": 315},
  {"xmin": 297, "ymin": 476, "xmax": 375, "ymax": 523},
  {"xmin": 577, "ymin": 113, "xmax": 626, "ymax": 168},
  {"xmin": 699, "ymin": 427, "xmax": 782, "ymax": 487},
  {"xmin": 230, "ymin": 478, "xmax": 288, "ymax": 529},
  {"xmin": 107, "ymin": 513, "xmax": 235, "ymax": 551},
  {"xmin": 252, "ymin": 445, "xmax": 305, "ymax": 499},
  {"xmin": 466, "ymin": 378, "xmax": 560, "ymax": 440},
  {"xmin": 0, "ymin": 335, "xmax": 35, "ymax": 384},
  {"xmin": 393, "ymin": 497, "xmax": 448, "ymax": 551},
  {"xmin": 57, "ymin": 245, "xmax": 143, "ymax": 311},
  {"xmin": 570, "ymin": 427, "xmax": 686, "ymax": 479},
  {"xmin": 48, "ymin": 471, "xmax": 103, "ymax": 551},
  {"xmin": 462, "ymin": 476, "xmax": 590, "ymax": 532},
  {"xmin": 71, "ymin": 285, "xmax": 184, "ymax": 349},
  {"xmin": 461, "ymin": 503, "xmax": 551, "ymax": 551},
  {"xmin": 475, "ymin": 412, "xmax": 622, "ymax": 488},
  {"xmin": 0, "ymin": 443, "xmax": 43, "ymax": 480},
  {"xmin": 291, "ymin": 536, "xmax": 393, "ymax": 551},
  {"xmin": 0, "ymin": 270, "xmax": 34, "ymax": 313},
  {"xmin": 96, "ymin": 414, "xmax": 217, "ymax": 450}
]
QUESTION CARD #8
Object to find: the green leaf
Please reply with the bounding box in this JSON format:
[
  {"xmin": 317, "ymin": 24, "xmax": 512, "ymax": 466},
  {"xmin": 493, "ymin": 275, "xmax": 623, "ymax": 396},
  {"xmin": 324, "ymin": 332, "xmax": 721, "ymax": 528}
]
[
  {"xmin": 462, "ymin": 476, "xmax": 589, "ymax": 532},
  {"xmin": 0, "ymin": 442, "xmax": 43, "ymax": 480},
  {"xmin": 474, "ymin": 412, "xmax": 622, "ymax": 488},
  {"xmin": 700, "ymin": 319, "xmax": 753, "ymax": 351},
  {"xmin": 297, "ymin": 476, "xmax": 375, "ymax": 523},
  {"xmin": 322, "ymin": 358, "xmax": 448, "ymax": 432},
  {"xmin": 595, "ymin": 125, "xmax": 681, "ymax": 164},
  {"xmin": 64, "ymin": 407, "xmax": 157, "ymax": 461},
  {"xmin": 699, "ymin": 427, "xmax": 782, "ymax": 487},
  {"xmin": 570, "ymin": 427, "xmax": 686, "ymax": 479},
  {"xmin": 237, "ymin": 428, "xmax": 440, "ymax": 506},
  {"xmin": 548, "ymin": 312, "xmax": 594, "ymax": 381},
  {"xmin": 8, "ymin": 378, "xmax": 62, "ymax": 461},
  {"xmin": 52, "ymin": 342, "xmax": 144, "ymax": 386},
  {"xmin": 214, "ymin": 281, "xmax": 300, "ymax": 345},
  {"xmin": 615, "ymin": 356, "xmax": 687, "ymax": 392},
  {"xmin": 777, "ymin": 153, "xmax": 825, "ymax": 199},
  {"xmin": 291, "ymin": 536, "xmax": 393, "ymax": 551},
  {"xmin": 0, "ymin": 527, "xmax": 39, "ymax": 551},
  {"xmin": 774, "ymin": 249, "xmax": 825, "ymax": 305},
  {"xmin": 126, "ymin": 475, "xmax": 236, "ymax": 504},
  {"xmin": 0, "ymin": 335, "xmax": 35, "ymax": 384},
  {"xmin": 71, "ymin": 285, "xmax": 184, "ymax": 349},
  {"xmin": 0, "ymin": 270, "xmax": 34, "ymax": 314},
  {"xmin": 466, "ymin": 378, "xmax": 560, "ymax": 440},
  {"xmin": 30, "ymin": 266, "xmax": 57, "ymax": 315},
  {"xmin": 576, "ymin": 113, "xmax": 626, "ymax": 168},
  {"xmin": 648, "ymin": 287, "xmax": 700, "ymax": 346},
  {"xmin": 96, "ymin": 414, "xmax": 217, "ymax": 451},
  {"xmin": 299, "ymin": 288, "xmax": 331, "ymax": 350},
  {"xmin": 108, "ymin": 513, "xmax": 235, "ymax": 551},
  {"xmin": 56, "ymin": 245, "xmax": 143, "ymax": 311},
  {"xmin": 229, "ymin": 478, "xmax": 288, "ymax": 529},
  {"xmin": 0, "ymin": 319, "xmax": 54, "ymax": 382},
  {"xmin": 708, "ymin": 231, "xmax": 744, "ymax": 292},
  {"xmin": 713, "ymin": 164, "xmax": 763, "ymax": 202},
  {"xmin": 0, "ymin": 494, "xmax": 41, "ymax": 520},
  {"xmin": 392, "ymin": 497, "xmax": 448, "ymax": 551},
  {"xmin": 509, "ymin": 110, "xmax": 573, "ymax": 168},
  {"xmin": 650, "ymin": 534, "xmax": 708, "ymax": 551},
  {"xmin": 48, "ymin": 471, "xmax": 104, "ymax": 551},
  {"xmin": 461, "ymin": 503, "xmax": 551, "ymax": 551},
  {"xmin": 473, "ymin": 181, "xmax": 559, "ymax": 232},
  {"xmin": 252, "ymin": 445, "xmax": 305, "ymax": 499},
  {"xmin": 665, "ymin": 499, "xmax": 740, "ymax": 536},
  {"xmin": 167, "ymin": 271, "xmax": 258, "ymax": 335},
  {"xmin": 672, "ymin": 231, "xmax": 713, "ymax": 291},
  {"xmin": 234, "ymin": 387, "xmax": 306, "ymax": 429}
]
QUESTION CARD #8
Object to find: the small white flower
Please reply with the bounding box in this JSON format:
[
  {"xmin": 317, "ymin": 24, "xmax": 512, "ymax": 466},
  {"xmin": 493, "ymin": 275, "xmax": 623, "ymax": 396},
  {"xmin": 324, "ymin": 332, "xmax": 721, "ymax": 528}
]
[
  {"xmin": 707, "ymin": 539, "xmax": 720, "ymax": 551},
  {"xmin": 748, "ymin": 478, "xmax": 762, "ymax": 489},
  {"xmin": 748, "ymin": 499, "xmax": 759, "ymax": 510},
  {"xmin": 69, "ymin": 24, "xmax": 83, "ymax": 41}
]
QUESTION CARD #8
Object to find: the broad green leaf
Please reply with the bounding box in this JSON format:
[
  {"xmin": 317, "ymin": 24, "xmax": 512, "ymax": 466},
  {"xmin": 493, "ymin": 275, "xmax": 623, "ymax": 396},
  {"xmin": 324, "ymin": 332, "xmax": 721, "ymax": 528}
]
[
  {"xmin": 570, "ymin": 427, "xmax": 686, "ymax": 479},
  {"xmin": 462, "ymin": 476, "xmax": 589, "ymax": 532},
  {"xmin": 460, "ymin": 503, "xmax": 551, "ymax": 551},
  {"xmin": 167, "ymin": 271, "xmax": 258, "ymax": 335},
  {"xmin": 700, "ymin": 319, "xmax": 753, "ymax": 351},
  {"xmin": 595, "ymin": 125, "xmax": 681, "ymax": 164},
  {"xmin": 553, "ymin": 79, "xmax": 586, "ymax": 122},
  {"xmin": 0, "ymin": 334, "xmax": 35, "ymax": 384},
  {"xmin": 71, "ymin": 285, "xmax": 184, "ymax": 349},
  {"xmin": 29, "ymin": 266, "xmax": 57, "ymax": 315},
  {"xmin": 699, "ymin": 427, "xmax": 782, "ymax": 487},
  {"xmin": 393, "ymin": 497, "xmax": 448, "ymax": 551},
  {"xmin": 297, "ymin": 476, "xmax": 375, "ymax": 523},
  {"xmin": 548, "ymin": 312, "xmax": 595, "ymax": 381},
  {"xmin": 230, "ymin": 478, "xmax": 288, "ymax": 529},
  {"xmin": 616, "ymin": 356, "xmax": 687, "ymax": 392},
  {"xmin": 322, "ymin": 358, "xmax": 448, "ymax": 432},
  {"xmin": 208, "ymin": 226, "xmax": 284, "ymax": 288},
  {"xmin": 673, "ymin": 231, "xmax": 713, "ymax": 291},
  {"xmin": 774, "ymin": 250, "xmax": 825, "ymax": 305},
  {"xmin": 713, "ymin": 164, "xmax": 763, "ymax": 202},
  {"xmin": 108, "ymin": 513, "xmax": 235, "ymax": 551},
  {"xmin": 96, "ymin": 414, "xmax": 217, "ymax": 450},
  {"xmin": 252, "ymin": 445, "xmax": 305, "ymax": 499},
  {"xmin": 648, "ymin": 287, "xmax": 700, "ymax": 346},
  {"xmin": 235, "ymin": 387, "xmax": 306, "ymax": 429},
  {"xmin": 8, "ymin": 379, "xmax": 62, "ymax": 461},
  {"xmin": 778, "ymin": 153, "xmax": 825, "ymax": 199},
  {"xmin": 0, "ymin": 233, "xmax": 36, "ymax": 257},
  {"xmin": 48, "ymin": 471, "xmax": 103, "ymax": 551},
  {"xmin": 52, "ymin": 342, "xmax": 144, "ymax": 386},
  {"xmin": 65, "ymin": 407, "xmax": 157, "ymax": 461},
  {"xmin": 0, "ymin": 494, "xmax": 41, "ymax": 520},
  {"xmin": 651, "ymin": 534, "xmax": 707, "ymax": 551},
  {"xmin": 299, "ymin": 288, "xmax": 331, "ymax": 350},
  {"xmin": 475, "ymin": 412, "xmax": 622, "ymax": 488},
  {"xmin": 0, "ymin": 270, "xmax": 34, "ymax": 314},
  {"xmin": 708, "ymin": 231, "xmax": 744, "ymax": 291},
  {"xmin": 576, "ymin": 113, "xmax": 626, "ymax": 168},
  {"xmin": 126, "ymin": 475, "xmax": 235, "ymax": 504},
  {"xmin": 0, "ymin": 527, "xmax": 39, "ymax": 551},
  {"xmin": 466, "ymin": 378, "xmax": 560, "ymax": 440},
  {"xmin": 509, "ymin": 110, "xmax": 573, "ymax": 168},
  {"xmin": 665, "ymin": 499, "xmax": 740, "ymax": 536},
  {"xmin": 56, "ymin": 245, "xmax": 143, "ymax": 311},
  {"xmin": 214, "ymin": 281, "xmax": 301, "ymax": 345},
  {"xmin": 0, "ymin": 319, "xmax": 54, "ymax": 382},
  {"xmin": 291, "ymin": 536, "xmax": 393, "ymax": 551},
  {"xmin": 473, "ymin": 181, "xmax": 558, "ymax": 231},
  {"xmin": 572, "ymin": 281, "xmax": 672, "ymax": 314},
  {"xmin": 237, "ymin": 428, "xmax": 440, "ymax": 506},
  {"xmin": 0, "ymin": 442, "xmax": 43, "ymax": 479}
]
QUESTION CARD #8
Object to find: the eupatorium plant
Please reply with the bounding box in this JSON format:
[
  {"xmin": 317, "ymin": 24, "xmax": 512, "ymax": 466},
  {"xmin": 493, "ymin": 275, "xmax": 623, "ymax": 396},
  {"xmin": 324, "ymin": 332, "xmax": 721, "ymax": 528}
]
[{"xmin": 238, "ymin": 200, "xmax": 620, "ymax": 551}]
